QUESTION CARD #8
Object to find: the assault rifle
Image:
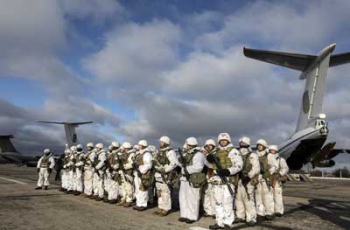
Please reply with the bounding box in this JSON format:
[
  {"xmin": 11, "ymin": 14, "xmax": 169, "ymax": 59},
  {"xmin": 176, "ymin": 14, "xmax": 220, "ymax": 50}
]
[
  {"xmin": 211, "ymin": 154, "xmax": 235, "ymax": 197},
  {"xmin": 153, "ymin": 158, "xmax": 171, "ymax": 191},
  {"xmin": 178, "ymin": 148, "xmax": 192, "ymax": 186}
]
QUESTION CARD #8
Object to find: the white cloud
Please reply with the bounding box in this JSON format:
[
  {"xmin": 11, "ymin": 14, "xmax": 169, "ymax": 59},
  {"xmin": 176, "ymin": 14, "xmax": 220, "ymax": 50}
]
[
  {"xmin": 195, "ymin": 1, "xmax": 350, "ymax": 52},
  {"xmin": 83, "ymin": 19, "xmax": 181, "ymax": 88},
  {"xmin": 60, "ymin": 0, "xmax": 125, "ymax": 22}
]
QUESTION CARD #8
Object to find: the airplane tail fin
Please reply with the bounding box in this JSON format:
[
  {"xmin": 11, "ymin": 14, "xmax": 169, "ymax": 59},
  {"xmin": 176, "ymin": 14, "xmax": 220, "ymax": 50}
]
[
  {"xmin": 0, "ymin": 135, "xmax": 17, "ymax": 153},
  {"xmin": 38, "ymin": 121, "xmax": 93, "ymax": 147},
  {"xmin": 244, "ymin": 44, "xmax": 350, "ymax": 132}
]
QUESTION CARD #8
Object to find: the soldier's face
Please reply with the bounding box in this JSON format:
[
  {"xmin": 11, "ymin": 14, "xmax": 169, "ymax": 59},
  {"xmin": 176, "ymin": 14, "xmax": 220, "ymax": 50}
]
[
  {"xmin": 139, "ymin": 145, "xmax": 145, "ymax": 150},
  {"xmin": 269, "ymin": 150, "xmax": 277, "ymax": 154},
  {"xmin": 257, "ymin": 144, "xmax": 265, "ymax": 151},
  {"xmin": 219, "ymin": 140, "xmax": 229, "ymax": 147},
  {"xmin": 206, "ymin": 145, "xmax": 214, "ymax": 151},
  {"xmin": 160, "ymin": 141, "xmax": 166, "ymax": 148}
]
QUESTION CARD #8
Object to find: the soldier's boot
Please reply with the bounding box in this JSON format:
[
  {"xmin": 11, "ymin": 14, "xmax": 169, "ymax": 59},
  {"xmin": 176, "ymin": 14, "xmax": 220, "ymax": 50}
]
[
  {"xmin": 123, "ymin": 202, "xmax": 133, "ymax": 207},
  {"xmin": 117, "ymin": 200, "xmax": 126, "ymax": 206},
  {"xmin": 209, "ymin": 224, "xmax": 224, "ymax": 229},
  {"xmin": 153, "ymin": 208, "xmax": 162, "ymax": 215},
  {"xmin": 247, "ymin": 221, "xmax": 256, "ymax": 226},
  {"xmin": 74, "ymin": 191, "xmax": 81, "ymax": 196},
  {"xmin": 44, "ymin": 186, "xmax": 48, "ymax": 190},
  {"xmin": 158, "ymin": 209, "xmax": 169, "ymax": 216},
  {"xmin": 108, "ymin": 199, "xmax": 118, "ymax": 204},
  {"xmin": 235, "ymin": 218, "xmax": 245, "ymax": 223}
]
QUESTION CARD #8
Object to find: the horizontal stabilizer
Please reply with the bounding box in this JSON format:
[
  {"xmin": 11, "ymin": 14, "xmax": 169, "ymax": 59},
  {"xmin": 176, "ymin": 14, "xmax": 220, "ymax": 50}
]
[
  {"xmin": 243, "ymin": 47, "xmax": 350, "ymax": 72},
  {"xmin": 38, "ymin": 121, "xmax": 93, "ymax": 126},
  {"xmin": 243, "ymin": 47, "xmax": 315, "ymax": 71},
  {"xmin": 329, "ymin": 52, "xmax": 350, "ymax": 67},
  {"xmin": 327, "ymin": 148, "xmax": 350, "ymax": 159}
]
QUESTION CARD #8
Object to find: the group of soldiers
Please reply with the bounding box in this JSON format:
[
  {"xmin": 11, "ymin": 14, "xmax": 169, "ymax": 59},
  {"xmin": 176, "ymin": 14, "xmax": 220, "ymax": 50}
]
[{"xmin": 35, "ymin": 133, "xmax": 289, "ymax": 229}]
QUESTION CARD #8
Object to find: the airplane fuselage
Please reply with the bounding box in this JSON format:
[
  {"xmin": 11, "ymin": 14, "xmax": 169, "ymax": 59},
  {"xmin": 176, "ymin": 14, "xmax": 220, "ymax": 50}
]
[
  {"xmin": 0, "ymin": 152, "xmax": 40, "ymax": 166},
  {"xmin": 279, "ymin": 121, "xmax": 328, "ymax": 170}
]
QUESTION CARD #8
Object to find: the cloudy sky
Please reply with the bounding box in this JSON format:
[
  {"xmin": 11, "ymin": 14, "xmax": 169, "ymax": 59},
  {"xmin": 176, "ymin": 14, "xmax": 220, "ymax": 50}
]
[{"xmin": 0, "ymin": 0, "xmax": 349, "ymax": 168}]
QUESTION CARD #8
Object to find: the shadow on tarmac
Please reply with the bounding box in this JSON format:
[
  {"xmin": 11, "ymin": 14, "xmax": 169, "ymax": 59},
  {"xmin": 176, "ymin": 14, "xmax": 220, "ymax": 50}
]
[{"xmin": 284, "ymin": 198, "xmax": 350, "ymax": 230}]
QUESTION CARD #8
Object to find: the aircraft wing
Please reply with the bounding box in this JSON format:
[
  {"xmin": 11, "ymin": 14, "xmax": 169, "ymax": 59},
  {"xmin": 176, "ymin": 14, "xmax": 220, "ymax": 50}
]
[{"xmin": 1, "ymin": 155, "xmax": 22, "ymax": 163}]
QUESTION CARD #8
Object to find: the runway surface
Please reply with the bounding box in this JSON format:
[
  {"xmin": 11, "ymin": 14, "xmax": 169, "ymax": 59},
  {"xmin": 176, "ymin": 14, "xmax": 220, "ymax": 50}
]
[{"xmin": 0, "ymin": 164, "xmax": 349, "ymax": 230}]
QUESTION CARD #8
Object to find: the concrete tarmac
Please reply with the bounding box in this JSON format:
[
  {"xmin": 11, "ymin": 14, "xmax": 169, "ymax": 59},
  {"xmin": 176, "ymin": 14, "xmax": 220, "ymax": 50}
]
[{"xmin": 0, "ymin": 164, "xmax": 349, "ymax": 230}]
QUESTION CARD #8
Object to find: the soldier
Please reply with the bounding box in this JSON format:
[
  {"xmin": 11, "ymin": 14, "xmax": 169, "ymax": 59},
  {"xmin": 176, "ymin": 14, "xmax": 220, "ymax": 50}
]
[
  {"xmin": 83, "ymin": 142, "xmax": 96, "ymax": 197},
  {"xmin": 147, "ymin": 144, "xmax": 158, "ymax": 206},
  {"xmin": 54, "ymin": 154, "xmax": 64, "ymax": 181},
  {"xmin": 206, "ymin": 133, "xmax": 242, "ymax": 230},
  {"xmin": 255, "ymin": 139, "xmax": 278, "ymax": 220},
  {"xmin": 92, "ymin": 143, "xmax": 107, "ymax": 201},
  {"xmin": 66, "ymin": 146, "xmax": 77, "ymax": 194},
  {"xmin": 178, "ymin": 137, "xmax": 206, "ymax": 224},
  {"xmin": 103, "ymin": 145, "xmax": 114, "ymax": 202},
  {"xmin": 106, "ymin": 141, "xmax": 121, "ymax": 204},
  {"xmin": 202, "ymin": 139, "xmax": 216, "ymax": 218},
  {"xmin": 72, "ymin": 144, "xmax": 85, "ymax": 196},
  {"xmin": 117, "ymin": 142, "xmax": 135, "ymax": 207},
  {"xmin": 35, "ymin": 149, "xmax": 55, "ymax": 190},
  {"xmin": 133, "ymin": 140, "xmax": 153, "ymax": 211},
  {"xmin": 270, "ymin": 145, "xmax": 289, "ymax": 217},
  {"xmin": 235, "ymin": 137, "xmax": 260, "ymax": 226},
  {"xmin": 153, "ymin": 136, "xmax": 179, "ymax": 216},
  {"xmin": 61, "ymin": 149, "xmax": 71, "ymax": 193}
]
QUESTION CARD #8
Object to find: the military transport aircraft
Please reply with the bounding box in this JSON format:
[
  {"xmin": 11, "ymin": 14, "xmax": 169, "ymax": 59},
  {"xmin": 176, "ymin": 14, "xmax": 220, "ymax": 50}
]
[
  {"xmin": 244, "ymin": 43, "xmax": 350, "ymax": 170},
  {"xmin": 38, "ymin": 121, "xmax": 93, "ymax": 147},
  {"xmin": 0, "ymin": 135, "xmax": 41, "ymax": 166},
  {"xmin": 0, "ymin": 121, "xmax": 92, "ymax": 166}
]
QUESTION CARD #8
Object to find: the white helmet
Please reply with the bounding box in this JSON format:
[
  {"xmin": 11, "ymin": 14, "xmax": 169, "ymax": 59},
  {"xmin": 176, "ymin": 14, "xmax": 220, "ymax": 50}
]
[
  {"xmin": 218, "ymin": 133, "xmax": 231, "ymax": 142},
  {"xmin": 268, "ymin": 145, "xmax": 278, "ymax": 152},
  {"xmin": 205, "ymin": 139, "xmax": 216, "ymax": 147},
  {"xmin": 112, "ymin": 141, "xmax": 120, "ymax": 148},
  {"xmin": 76, "ymin": 144, "xmax": 83, "ymax": 149},
  {"xmin": 240, "ymin": 136, "xmax": 251, "ymax": 146},
  {"xmin": 148, "ymin": 145, "xmax": 156, "ymax": 152},
  {"xmin": 108, "ymin": 145, "xmax": 113, "ymax": 151},
  {"xmin": 70, "ymin": 146, "xmax": 77, "ymax": 152},
  {"xmin": 64, "ymin": 149, "xmax": 70, "ymax": 154},
  {"xmin": 256, "ymin": 139, "xmax": 267, "ymax": 148},
  {"xmin": 159, "ymin": 136, "xmax": 170, "ymax": 145},
  {"xmin": 95, "ymin": 143, "xmax": 104, "ymax": 149},
  {"xmin": 122, "ymin": 142, "xmax": 132, "ymax": 149},
  {"xmin": 186, "ymin": 137, "xmax": 198, "ymax": 146},
  {"xmin": 138, "ymin": 140, "xmax": 148, "ymax": 147},
  {"xmin": 133, "ymin": 144, "xmax": 139, "ymax": 150},
  {"xmin": 44, "ymin": 149, "xmax": 51, "ymax": 154},
  {"xmin": 86, "ymin": 142, "xmax": 94, "ymax": 148}
]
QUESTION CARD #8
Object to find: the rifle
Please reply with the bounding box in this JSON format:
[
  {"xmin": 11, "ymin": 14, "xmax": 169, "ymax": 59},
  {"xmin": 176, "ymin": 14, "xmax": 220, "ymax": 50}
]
[
  {"xmin": 178, "ymin": 148, "xmax": 192, "ymax": 186},
  {"xmin": 153, "ymin": 158, "xmax": 172, "ymax": 191},
  {"xmin": 241, "ymin": 173, "xmax": 251, "ymax": 201},
  {"xmin": 211, "ymin": 154, "xmax": 235, "ymax": 197}
]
